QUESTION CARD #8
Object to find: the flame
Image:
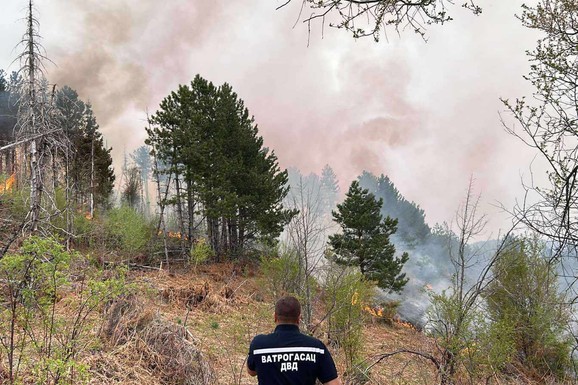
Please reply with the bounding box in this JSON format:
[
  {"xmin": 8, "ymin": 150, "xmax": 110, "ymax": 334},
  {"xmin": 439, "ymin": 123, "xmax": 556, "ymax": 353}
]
[
  {"xmin": 0, "ymin": 174, "xmax": 15, "ymax": 194},
  {"xmin": 395, "ymin": 320, "xmax": 417, "ymax": 330},
  {"xmin": 364, "ymin": 305, "xmax": 384, "ymax": 318},
  {"xmin": 362, "ymin": 304, "xmax": 417, "ymax": 330},
  {"xmin": 157, "ymin": 231, "xmax": 187, "ymax": 240},
  {"xmin": 351, "ymin": 292, "xmax": 359, "ymax": 306},
  {"xmin": 85, "ymin": 212, "xmax": 93, "ymax": 220},
  {"xmin": 390, "ymin": 316, "xmax": 418, "ymax": 330}
]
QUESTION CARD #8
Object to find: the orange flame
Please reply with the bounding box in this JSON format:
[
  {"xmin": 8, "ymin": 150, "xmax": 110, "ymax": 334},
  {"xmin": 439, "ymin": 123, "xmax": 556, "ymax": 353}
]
[
  {"xmin": 364, "ymin": 305, "xmax": 384, "ymax": 318},
  {"xmin": 395, "ymin": 320, "xmax": 417, "ymax": 330},
  {"xmin": 0, "ymin": 174, "xmax": 15, "ymax": 194},
  {"xmin": 157, "ymin": 231, "xmax": 187, "ymax": 240}
]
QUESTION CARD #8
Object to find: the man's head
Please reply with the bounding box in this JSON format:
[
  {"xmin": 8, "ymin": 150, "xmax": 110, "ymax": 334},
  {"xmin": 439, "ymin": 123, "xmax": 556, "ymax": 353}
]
[{"xmin": 274, "ymin": 296, "xmax": 301, "ymax": 324}]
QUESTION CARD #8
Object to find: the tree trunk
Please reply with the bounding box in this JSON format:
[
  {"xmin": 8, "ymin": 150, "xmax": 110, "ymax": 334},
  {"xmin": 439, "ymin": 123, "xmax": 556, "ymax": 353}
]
[
  {"xmin": 29, "ymin": 139, "xmax": 41, "ymax": 232},
  {"xmin": 221, "ymin": 217, "xmax": 228, "ymax": 257},
  {"xmin": 174, "ymin": 168, "xmax": 187, "ymax": 257},
  {"xmin": 90, "ymin": 132, "xmax": 94, "ymax": 219},
  {"xmin": 229, "ymin": 218, "xmax": 234, "ymax": 256},
  {"xmin": 187, "ymin": 182, "xmax": 194, "ymax": 249}
]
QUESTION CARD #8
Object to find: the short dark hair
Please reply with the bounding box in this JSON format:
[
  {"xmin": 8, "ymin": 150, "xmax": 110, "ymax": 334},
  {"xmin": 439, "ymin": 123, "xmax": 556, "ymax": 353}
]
[{"xmin": 275, "ymin": 296, "xmax": 301, "ymax": 324}]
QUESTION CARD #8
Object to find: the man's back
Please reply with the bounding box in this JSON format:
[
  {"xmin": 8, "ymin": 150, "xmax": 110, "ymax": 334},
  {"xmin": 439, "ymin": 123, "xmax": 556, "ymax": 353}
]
[{"xmin": 247, "ymin": 324, "xmax": 338, "ymax": 385}]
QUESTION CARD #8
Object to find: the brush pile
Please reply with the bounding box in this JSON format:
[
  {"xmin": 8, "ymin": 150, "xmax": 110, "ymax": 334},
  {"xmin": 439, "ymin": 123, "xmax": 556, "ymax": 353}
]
[{"xmin": 89, "ymin": 295, "xmax": 216, "ymax": 385}]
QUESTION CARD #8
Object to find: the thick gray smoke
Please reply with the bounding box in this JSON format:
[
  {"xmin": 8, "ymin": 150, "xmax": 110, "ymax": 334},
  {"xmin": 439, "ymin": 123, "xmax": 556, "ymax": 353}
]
[{"xmin": 385, "ymin": 236, "xmax": 499, "ymax": 328}]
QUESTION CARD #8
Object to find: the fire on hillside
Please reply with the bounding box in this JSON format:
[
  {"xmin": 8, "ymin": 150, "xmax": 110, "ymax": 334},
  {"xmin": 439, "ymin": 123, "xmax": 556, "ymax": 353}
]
[{"xmin": 0, "ymin": 173, "xmax": 15, "ymax": 194}]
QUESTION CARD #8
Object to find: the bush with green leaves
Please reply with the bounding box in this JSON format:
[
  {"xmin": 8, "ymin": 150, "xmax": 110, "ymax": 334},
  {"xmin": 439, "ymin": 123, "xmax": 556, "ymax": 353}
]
[
  {"xmin": 428, "ymin": 288, "xmax": 479, "ymax": 382},
  {"xmin": 190, "ymin": 238, "xmax": 214, "ymax": 267},
  {"xmin": 485, "ymin": 236, "xmax": 572, "ymax": 379},
  {"xmin": 103, "ymin": 206, "xmax": 152, "ymax": 258},
  {"xmin": 259, "ymin": 251, "xmax": 301, "ymax": 299},
  {"xmin": 0, "ymin": 236, "xmax": 130, "ymax": 384},
  {"xmin": 323, "ymin": 264, "xmax": 374, "ymax": 376},
  {"xmin": 428, "ymin": 287, "xmax": 518, "ymax": 384}
]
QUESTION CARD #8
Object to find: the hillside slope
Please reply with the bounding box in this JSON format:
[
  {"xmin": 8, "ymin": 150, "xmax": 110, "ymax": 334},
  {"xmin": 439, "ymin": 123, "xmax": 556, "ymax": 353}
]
[
  {"xmin": 80, "ymin": 262, "xmax": 558, "ymax": 385},
  {"xmin": 79, "ymin": 263, "xmax": 440, "ymax": 385}
]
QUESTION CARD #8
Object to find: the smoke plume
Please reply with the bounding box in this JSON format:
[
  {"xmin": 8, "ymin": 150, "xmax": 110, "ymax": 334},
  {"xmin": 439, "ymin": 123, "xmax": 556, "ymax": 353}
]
[{"xmin": 4, "ymin": 0, "xmax": 540, "ymax": 230}]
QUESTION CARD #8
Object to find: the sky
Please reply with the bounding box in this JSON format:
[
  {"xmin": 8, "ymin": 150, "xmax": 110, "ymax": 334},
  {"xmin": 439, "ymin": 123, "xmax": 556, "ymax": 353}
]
[{"xmin": 0, "ymin": 0, "xmax": 545, "ymax": 235}]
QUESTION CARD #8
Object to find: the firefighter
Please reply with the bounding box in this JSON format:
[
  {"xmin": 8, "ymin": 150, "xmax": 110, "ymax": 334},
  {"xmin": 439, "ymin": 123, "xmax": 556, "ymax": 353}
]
[{"xmin": 247, "ymin": 296, "xmax": 341, "ymax": 385}]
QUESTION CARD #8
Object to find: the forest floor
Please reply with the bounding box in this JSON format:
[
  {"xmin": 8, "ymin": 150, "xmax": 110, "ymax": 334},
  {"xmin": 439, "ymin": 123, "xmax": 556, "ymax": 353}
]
[{"xmin": 72, "ymin": 261, "xmax": 559, "ymax": 385}]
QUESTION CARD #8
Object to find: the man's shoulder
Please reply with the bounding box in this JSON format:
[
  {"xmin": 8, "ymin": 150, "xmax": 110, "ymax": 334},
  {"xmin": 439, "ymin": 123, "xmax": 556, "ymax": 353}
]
[{"xmin": 249, "ymin": 330, "xmax": 328, "ymax": 350}]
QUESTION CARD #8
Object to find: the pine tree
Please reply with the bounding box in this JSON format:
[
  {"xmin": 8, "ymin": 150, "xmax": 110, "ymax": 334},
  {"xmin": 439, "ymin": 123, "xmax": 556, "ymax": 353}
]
[
  {"xmin": 320, "ymin": 164, "xmax": 339, "ymax": 215},
  {"xmin": 147, "ymin": 75, "xmax": 294, "ymax": 257},
  {"xmin": 56, "ymin": 86, "xmax": 114, "ymax": 209},
  {"xmin": 131, "ymin": 146, "xmax": 152, "ymax": 215},
  {"xmin": 0, "ymin": 70, "xmax": 17, "ymax": 143},
  {"xmin": 359, "ymin": 171, "xmax": 430, "ymax": 244},
  {"xmin": 328, "ymin": 180, "xmax": 408, "ymax": 293}
]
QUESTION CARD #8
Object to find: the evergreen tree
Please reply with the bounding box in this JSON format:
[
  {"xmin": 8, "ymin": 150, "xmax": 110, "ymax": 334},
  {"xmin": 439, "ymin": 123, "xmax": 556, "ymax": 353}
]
[
  {"xmin": 56, "ymin": 86, "xmax": 114, "ymax": 209},
  {"xmin": 131, "ymin": 145, "xmax": 152, "ymax": 214},
  {"xmin": 0, "ymin": 70, "xmax": 17, "ymax": 143},
  {"xmin": 147, "ymin": 75, "xmax": 294, "ymax": 256},
  {"xmin": 320, "ymin": 164, "xmax": 339, "ymax": 215},
  {"xmin": 122, "ymin": 166, "xmax": 142, "ymax": 209},
  {"xmin": 359, "ymin": 171, "xmax": 430, "ymax": 244},
  {"xmin": 0, "ymin": 70, "xmax": 7, "ymax": 92},
  {"xmin": 328, "ymin": 180, "xmax": 408, "ymax": 293}
]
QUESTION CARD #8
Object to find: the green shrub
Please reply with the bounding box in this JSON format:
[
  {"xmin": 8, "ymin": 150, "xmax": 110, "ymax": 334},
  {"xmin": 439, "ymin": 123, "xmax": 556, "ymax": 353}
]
[
  {"xmin": 324, "ymin": 264, "xmax": 374, "ymax": 371},
  {"xmin": 190, "ymin": 238, "xmax": 214, "ymax": 267},
  {"xmin": 0, "ymin": 236, "xmax": 130, "ymax": 384},
  {"xmin": 103, "ymin": 206, "xmax": 152, "ymax": 258},
  {"xmin": 486, "ymin": 236, "xmax": 572, "ymax": 379},
  {"xmin": 259, "ymin": 251, "xmax": 301, "ymax": 299}
]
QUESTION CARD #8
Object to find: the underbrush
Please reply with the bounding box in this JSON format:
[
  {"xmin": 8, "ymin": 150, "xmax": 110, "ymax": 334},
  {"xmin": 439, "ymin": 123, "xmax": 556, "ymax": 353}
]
[{"xmin": 0, "ymin": 235, "xmax": 574, "ymax": 385}]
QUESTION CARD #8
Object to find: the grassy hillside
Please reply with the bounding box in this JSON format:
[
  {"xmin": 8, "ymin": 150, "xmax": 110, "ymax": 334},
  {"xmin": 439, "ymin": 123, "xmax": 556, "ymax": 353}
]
[
  {"xmin": 0, "ymin": 241, "xmax": 571, "ymax": 385},
  {"xmin": 87, "ymin": 262, "xmax": 438, "ymax": 385}
]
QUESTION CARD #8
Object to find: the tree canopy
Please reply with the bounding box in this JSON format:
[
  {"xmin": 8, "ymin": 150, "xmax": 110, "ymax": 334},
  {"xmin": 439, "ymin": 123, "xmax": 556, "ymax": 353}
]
[
  {"xmin": 147, "ymin": 75, "xmax": 294, "ymax": 256},
  {"xmin": 358, "ymin": 171, "xmax": 430, "ymax": 244}
]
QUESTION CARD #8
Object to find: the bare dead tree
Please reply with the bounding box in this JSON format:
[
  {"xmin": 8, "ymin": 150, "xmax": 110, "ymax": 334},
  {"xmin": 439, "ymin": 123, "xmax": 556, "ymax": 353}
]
[
  {"xmin": 277, "ymin": 0, "xmax": 481, "ymax": 41},
  {"xmin": 285, "ymin": 175, "xmax": 333, "ymax": 329},
  {"xmin": 427, "ymin": 179, "xmax": 516, "ymax": 384},
  {"xmin": 12, "ymin": 0, "xmax": 63, "ymax": 235}
]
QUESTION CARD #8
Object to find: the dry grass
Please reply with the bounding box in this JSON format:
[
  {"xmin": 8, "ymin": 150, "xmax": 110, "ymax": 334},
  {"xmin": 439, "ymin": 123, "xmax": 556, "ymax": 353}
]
[{"xmin": 66, "ymin": 262, "xmax": 574, "ymax": 385}]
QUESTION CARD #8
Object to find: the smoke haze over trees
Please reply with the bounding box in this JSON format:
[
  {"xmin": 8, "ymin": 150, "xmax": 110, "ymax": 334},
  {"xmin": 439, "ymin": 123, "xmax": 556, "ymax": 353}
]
[
  {"xmin": 0, "ymin": 1, "xmax": 544, "ymax": 234},
  {"xmin": 2, "ymin": 0, "xmax": 578, "ymax": 383}
]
